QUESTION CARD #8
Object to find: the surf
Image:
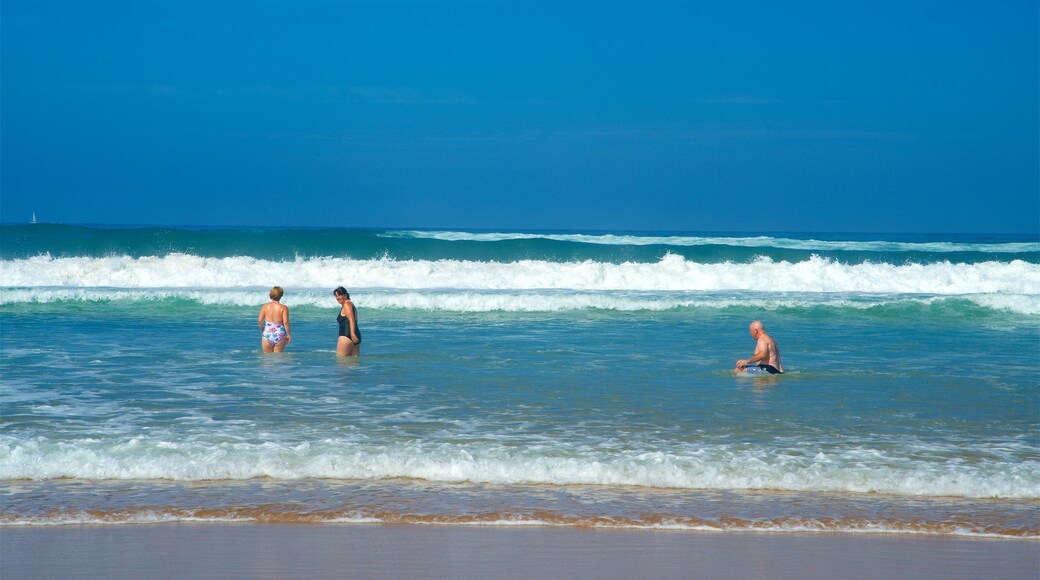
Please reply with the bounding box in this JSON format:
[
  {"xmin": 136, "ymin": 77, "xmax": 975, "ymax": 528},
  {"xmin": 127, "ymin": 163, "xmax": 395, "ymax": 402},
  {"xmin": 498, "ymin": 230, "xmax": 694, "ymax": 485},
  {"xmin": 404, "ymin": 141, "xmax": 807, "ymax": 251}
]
[
  {"xmin": 2, "ymin": 287, "xmax": 1038, "ymax": 316},
  {"xmin": 2, "ymin": 435, "xmax": 1036, "ymax": 499},
  {"xmin": 3, "ymin": 254, "xmax": 1038, "ymax": 295}
]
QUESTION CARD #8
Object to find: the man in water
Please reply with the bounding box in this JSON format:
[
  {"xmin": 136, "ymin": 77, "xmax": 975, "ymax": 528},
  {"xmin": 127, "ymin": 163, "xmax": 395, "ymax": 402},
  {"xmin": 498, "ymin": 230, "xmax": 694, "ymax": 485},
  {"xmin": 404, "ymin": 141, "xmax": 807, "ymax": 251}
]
[{"xmin": 735, "ymin": 320, "xmax": 784, "ymax": 375}]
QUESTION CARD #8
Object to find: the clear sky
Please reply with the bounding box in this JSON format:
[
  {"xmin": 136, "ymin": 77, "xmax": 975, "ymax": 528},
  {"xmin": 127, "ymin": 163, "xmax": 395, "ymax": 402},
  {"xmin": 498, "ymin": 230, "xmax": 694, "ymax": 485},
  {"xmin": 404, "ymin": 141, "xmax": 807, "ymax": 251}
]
[{"xmin": 2, "ymin": 1, "xmax": 1038, "ymax": 233}]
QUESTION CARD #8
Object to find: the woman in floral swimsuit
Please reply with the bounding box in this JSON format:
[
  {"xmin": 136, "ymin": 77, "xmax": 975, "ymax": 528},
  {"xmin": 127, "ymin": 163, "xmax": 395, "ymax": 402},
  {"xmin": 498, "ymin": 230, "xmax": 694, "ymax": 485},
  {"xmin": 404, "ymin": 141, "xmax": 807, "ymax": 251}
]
[{"xmin": 257, "ymin": 286, "xmax": 292, "ymax": 353}]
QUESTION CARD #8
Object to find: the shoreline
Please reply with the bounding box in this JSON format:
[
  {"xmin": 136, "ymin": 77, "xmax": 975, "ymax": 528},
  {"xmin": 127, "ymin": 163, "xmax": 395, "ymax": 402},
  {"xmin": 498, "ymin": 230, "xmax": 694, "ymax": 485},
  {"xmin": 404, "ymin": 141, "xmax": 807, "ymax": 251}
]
[
  {"xmin": 6, "ymin": 478, "xmax": 1037, "ymax": 539},
  {"xmin": 3, "ymin": 523, "xmax": 1037, "ymax": 580},
  {"xmin": 3, "ymin": 518, "xmax": 1037, "ymax": 541}
]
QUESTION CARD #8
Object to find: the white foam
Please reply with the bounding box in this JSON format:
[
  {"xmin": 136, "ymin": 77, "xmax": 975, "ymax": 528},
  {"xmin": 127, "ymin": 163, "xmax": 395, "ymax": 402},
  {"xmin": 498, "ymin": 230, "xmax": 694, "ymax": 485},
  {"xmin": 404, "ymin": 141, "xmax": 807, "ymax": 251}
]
[
  {"xmin": 3, "ymin": 275, "xmax": 1038, "ymax": 315},
  {"xmin": 2, "ymin": 437, "xmax": 1035, "ymax": 499},
  {"xmin": 390, "ymin": 231, "xmax": 1040, "ymax": 253},
  {"xmin": 2, "ymin": 254, "xmax": 1037, "ymax": 297}
]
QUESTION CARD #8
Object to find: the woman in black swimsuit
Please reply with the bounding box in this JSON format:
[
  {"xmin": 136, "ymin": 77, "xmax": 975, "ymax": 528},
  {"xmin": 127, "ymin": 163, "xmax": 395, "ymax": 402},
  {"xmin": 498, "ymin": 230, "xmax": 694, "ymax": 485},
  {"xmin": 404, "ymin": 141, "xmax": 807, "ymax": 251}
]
[{"xmin": 333, "ymin": 287, "xmax": 361, "ymax": 357}]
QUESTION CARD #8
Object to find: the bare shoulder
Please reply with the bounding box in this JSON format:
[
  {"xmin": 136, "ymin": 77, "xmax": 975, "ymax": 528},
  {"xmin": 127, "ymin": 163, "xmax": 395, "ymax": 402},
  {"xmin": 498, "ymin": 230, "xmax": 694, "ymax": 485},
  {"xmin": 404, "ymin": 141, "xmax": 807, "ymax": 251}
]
[{"xmin": 763, "ymin": 334, "xmax": 779, "ymax": 351}]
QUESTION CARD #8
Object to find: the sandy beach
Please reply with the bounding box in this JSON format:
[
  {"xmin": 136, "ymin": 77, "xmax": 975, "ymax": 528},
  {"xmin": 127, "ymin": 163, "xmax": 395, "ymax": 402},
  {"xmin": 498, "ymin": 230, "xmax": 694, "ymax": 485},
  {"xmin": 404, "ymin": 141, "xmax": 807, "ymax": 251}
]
[{"xmin": 2, "ymin": 524, "xmax": 1037, "ymax": 580}]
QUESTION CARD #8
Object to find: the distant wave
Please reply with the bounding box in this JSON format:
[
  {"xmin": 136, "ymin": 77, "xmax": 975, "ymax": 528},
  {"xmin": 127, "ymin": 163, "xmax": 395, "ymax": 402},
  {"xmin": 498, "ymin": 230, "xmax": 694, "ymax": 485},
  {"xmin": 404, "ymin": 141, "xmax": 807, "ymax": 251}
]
[
  {"xmin": 389, "ymin": 230, "xmax": 1040, "ymax": 254},
  {"xmin": 6, "ymin": 225, "xmax": 1037, "ymax": 263},
  {"xmin": 3, "ymin": 254, "xmax": 1038, "ymax": 297}
]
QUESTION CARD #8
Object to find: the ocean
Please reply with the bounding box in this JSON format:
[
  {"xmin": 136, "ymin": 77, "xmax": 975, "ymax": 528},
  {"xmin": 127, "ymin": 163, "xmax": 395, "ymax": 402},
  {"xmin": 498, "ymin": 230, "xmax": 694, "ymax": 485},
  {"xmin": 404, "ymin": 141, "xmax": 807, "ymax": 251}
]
[{"xmin": 1, "ymin": 224, "xmax": 1038, "ymax": 538}]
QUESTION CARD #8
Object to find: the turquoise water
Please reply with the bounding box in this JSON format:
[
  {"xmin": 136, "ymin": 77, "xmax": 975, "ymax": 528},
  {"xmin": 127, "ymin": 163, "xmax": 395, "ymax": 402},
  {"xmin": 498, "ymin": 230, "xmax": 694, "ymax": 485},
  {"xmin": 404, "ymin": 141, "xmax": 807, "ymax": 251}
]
[{"xmin": 1, "ymin": 225, "xmax": 1038, "ymax": 537}]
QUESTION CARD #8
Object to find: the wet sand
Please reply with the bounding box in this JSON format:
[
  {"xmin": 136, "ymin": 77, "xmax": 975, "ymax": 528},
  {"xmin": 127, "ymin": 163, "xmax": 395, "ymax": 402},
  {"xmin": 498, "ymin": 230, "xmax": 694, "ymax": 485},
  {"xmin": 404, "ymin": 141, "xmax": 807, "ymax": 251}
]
[{"xmin": 2, "ymin": 524, "xmax": 1037, "ymax": 579}]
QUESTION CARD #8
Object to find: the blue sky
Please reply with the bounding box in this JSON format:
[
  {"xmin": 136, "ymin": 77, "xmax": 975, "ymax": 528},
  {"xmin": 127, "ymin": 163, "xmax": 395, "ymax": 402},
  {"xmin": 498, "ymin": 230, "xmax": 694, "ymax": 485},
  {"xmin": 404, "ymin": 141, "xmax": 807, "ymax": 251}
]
[{"xmin": 3, "ymin": 1, "xmax": 1037, "ymax": 233}]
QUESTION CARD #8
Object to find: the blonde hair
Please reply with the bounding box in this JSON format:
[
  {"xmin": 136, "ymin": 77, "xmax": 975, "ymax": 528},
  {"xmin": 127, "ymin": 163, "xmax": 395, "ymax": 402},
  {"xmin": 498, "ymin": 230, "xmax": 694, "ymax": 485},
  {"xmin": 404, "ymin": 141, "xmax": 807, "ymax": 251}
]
[{"xmin": 269, "ymin": 286, "xmax": 284, "ymax": 301}]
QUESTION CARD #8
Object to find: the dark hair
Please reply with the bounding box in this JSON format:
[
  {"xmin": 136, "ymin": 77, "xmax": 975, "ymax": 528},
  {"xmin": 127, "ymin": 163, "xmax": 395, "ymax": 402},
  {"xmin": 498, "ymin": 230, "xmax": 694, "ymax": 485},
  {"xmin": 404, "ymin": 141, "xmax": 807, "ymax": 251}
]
[{"xmin": 333, "ymin": 286, "xmax": 349, "ymax": 299}]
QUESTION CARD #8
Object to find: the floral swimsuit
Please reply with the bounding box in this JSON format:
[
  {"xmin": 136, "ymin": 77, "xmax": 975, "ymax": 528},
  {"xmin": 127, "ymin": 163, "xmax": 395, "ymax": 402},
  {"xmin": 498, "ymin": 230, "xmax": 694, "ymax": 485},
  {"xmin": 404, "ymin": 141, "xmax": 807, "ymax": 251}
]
[{"xmin": 263, "ymin": 320, "xmax": 287, "ymax": 345}]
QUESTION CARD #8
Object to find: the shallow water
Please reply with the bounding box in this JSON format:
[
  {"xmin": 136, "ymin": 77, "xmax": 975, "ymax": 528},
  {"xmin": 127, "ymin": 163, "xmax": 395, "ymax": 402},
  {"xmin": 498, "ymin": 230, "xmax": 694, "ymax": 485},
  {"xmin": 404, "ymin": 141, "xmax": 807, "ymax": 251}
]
[{"xmin": 2, "ymin": 226, "xmax": 1038, "ymax": 537}]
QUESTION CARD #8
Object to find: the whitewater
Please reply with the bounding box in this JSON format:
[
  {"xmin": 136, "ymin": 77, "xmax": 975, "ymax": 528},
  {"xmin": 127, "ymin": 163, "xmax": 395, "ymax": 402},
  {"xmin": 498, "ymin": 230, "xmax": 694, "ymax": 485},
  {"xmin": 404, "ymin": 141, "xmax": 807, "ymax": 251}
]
[{"xmin": 3, "ymin": 252, "xmax": 1038, "ymax": 294}]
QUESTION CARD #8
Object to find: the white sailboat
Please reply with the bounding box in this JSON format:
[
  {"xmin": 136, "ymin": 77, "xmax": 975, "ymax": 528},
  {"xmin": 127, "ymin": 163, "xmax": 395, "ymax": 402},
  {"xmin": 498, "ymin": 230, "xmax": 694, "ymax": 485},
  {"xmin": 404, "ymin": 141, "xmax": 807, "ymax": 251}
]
[{"xmin": 32, "ymin": 212, "xmax": 38, "ymax": 224}]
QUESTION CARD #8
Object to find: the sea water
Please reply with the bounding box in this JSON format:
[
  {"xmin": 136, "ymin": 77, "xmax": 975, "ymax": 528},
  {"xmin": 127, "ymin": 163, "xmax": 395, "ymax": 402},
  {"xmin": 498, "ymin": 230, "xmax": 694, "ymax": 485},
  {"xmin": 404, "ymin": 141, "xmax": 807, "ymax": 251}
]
[{"xmin": 1, "ymin": 225, "xmax": 1038, "ymax": 538}]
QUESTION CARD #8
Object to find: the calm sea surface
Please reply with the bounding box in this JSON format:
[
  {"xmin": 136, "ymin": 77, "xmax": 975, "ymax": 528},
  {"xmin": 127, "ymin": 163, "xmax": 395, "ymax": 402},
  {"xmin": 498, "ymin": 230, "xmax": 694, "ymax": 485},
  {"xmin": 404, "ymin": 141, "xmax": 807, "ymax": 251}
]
[{"xmin": 2, "ymin": 225, "xmax": 1038, "ymax": 538}]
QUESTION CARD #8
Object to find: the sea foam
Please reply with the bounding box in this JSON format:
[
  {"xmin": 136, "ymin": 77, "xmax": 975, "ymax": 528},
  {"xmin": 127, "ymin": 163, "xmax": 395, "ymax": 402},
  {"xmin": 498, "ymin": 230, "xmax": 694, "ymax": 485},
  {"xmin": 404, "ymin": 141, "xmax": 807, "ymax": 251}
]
[
  {"xmin": 3, "ymin": 254, "xmax": 1038, "ymax": 295},
  {"xmin": 2, "ymin": 436, "xmax": 1036, "ymax": 499},
  {"xmin": 3, "ymin": 287, "xmax": 1038, "ymax": 315}
]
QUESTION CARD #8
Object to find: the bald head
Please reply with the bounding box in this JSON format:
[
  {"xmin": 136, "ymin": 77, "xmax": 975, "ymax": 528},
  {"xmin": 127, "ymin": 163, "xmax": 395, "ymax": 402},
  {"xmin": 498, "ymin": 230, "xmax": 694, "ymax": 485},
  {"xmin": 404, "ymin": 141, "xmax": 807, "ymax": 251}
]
[{"xmin": 749, "ymin": 320, "xmax": 763, "ymax": 337}]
